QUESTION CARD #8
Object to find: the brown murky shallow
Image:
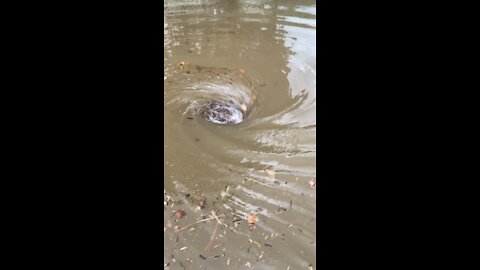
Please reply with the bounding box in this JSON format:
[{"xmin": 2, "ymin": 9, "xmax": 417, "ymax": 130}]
[{"xmin": 164, "ymin": 0, "xmax": 316, "ymax": 269}]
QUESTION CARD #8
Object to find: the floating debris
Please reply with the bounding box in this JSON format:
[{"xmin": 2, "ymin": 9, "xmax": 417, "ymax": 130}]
[
  {"xmin": 247, "ymin": 214, "xmax": 258, "ymax": 224},
  {"xmin": 175, "ymin": 209, "xmax": 186, "ymax": 219}
]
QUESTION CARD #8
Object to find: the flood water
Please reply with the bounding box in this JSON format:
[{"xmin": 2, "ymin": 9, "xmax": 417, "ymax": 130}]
[{"xmin": 164, "ymin": 0, "xmax": 316, "ymax": 269}]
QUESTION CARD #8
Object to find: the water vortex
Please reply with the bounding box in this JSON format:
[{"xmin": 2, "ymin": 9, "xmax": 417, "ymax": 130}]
[{"xmin": 164, "ymin": 63, "xmax": 256, "ymax": 125}]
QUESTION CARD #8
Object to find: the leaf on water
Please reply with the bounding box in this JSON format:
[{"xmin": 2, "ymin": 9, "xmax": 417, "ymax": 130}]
[
  {"xmin": 199, "ymin": 197, "xmax": 206, "ymax": 209},
  {"xmin": 264, "ymin": 169, "xmax": 275, "ymax": 180},
  {"xmin": 247, "ymin": 214, "xmax": 258, "ymax": 224},
  {"xmin": 240, "ymin": 104, "xmax": 247, "ymax": 112},
  {"xmin": 175, "ymin": 209, "xmax": 186, "ymax": 219}
]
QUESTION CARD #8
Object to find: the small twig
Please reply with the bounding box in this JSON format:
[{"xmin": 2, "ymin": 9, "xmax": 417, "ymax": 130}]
[
  {"xmin": 244, "ymin": 177, "xmax": 273, "ymax": 187},
  {"xmin": 210, "ymin": 210, "xmax": 223, "ymax": 224},
  {"xmin": 177, "ymin": 216, "xmax": 214, "ymax": 232},
  {"xmin": 204, "ymin": 211, "xmax": 224, "ymax": 251},
  {"xmin": 204, "ymin": 221, "xmax": 220, "ymax": 251},
  {"xmin": 177, "ymin": 213, "xmax": 226, "ymax": 232}
]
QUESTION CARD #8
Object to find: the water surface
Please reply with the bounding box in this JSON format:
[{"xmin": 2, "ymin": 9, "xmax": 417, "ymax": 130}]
[{"xmin": 164, "ymin": 0, "xmax": 316, "ymax": 268}]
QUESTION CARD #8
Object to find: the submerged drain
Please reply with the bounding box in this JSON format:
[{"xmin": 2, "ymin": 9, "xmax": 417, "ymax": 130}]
[{"xmin": 200, "ymin": 101, "xmax": 246, "ymax": 125}]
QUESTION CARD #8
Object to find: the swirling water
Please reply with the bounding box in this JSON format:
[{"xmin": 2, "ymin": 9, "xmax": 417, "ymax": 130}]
[{"xmin": 164, "ymin": 0, "xmax": 316, "ymax": 269}]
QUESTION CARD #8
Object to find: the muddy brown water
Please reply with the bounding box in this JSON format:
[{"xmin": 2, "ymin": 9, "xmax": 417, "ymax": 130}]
[{"xmin": 164, "ymin": 0, "xmax": 316, "ymax": 269}]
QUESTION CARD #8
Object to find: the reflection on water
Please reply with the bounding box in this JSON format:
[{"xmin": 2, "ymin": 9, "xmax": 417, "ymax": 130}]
[{"xmin": 164, "ymin": 0, "xmax": 316, "ymax": 269}]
